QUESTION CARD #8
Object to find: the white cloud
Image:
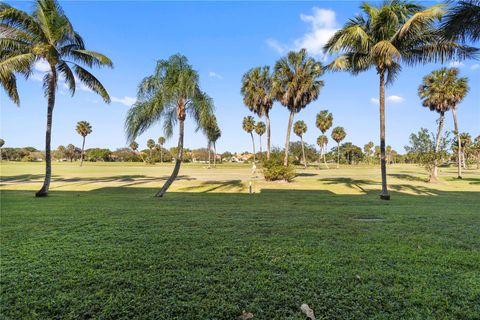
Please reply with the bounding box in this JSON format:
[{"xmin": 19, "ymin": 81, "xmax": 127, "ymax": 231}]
[
  {"xmin": 34, "ymin": 59, "xmax": 50, "ymax": 72},
  {"xmin": 30, "ymin": 73, "xmax": 44, "ymax": 82},
  {"xmin": 449, "ymin": 61, "xmax": 464, "ymax": 68},
  {"xmin": 111, "ymin": 96, "xmax": 136, "ymax": 106},
  {"xmin": 471, "ymin": 64, "xmax": 480, "ymax": 70},
  {"xmin": 208, "ymin": 71, "xmax": 223, "ymax": 80},
  {"xmin": 370, "ymin": 95, "xmax": 404, "ymax": 105},
  {"xmin": 266, "ymin": 7, "xmax": 338, "ymax": 59}
]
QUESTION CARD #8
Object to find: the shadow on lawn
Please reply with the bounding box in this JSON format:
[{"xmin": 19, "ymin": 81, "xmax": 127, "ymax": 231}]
[
  {"xmin": 179, "ymin": 180, "xmax": 244, "ymax": 193},
  {"xmin": 388, "ymin": 173, "xmax": 426, "ymax": 183}
]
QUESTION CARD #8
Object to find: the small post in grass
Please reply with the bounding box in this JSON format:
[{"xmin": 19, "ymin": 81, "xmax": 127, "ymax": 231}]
[{"xmin": 249, "ymin": 181, "xmax": 252, "ymax": 194}]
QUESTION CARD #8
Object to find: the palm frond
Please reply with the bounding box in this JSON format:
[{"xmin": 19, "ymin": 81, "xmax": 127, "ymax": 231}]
[{"xmin": 73, "ymin": 64, "xmax": 110, "ymax": 103}]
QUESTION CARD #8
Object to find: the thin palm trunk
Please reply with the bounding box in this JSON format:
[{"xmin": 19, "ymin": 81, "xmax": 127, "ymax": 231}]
[
  {"xmin": 451, "ymin": 108, "xmax": 462, "ymax": 178},
  {"xmin": 379, "ymin": 70, "xmax": 390, "ymax": 200},
  {"xmin": 301, "ymin": 136, "xmax": 307, "ymax": 169},
  {"xmin": 284, "ymin": 110, "xmax": 295, "ymax": 166},
  {"xmin": 208, "ymin": 142, "xmax": 211, "ymax": 168},
  {"xmin": 266, "ymin": 113, "xmax": 271, "ymax": 160},
  {"xmin": 36, "ymin": 67, "xmax": 57, "ymax": 197},
  {"xmin": 80, "ymin": 136, "xmax": 86, "ymax": 167},
  {"xmin": 318, "ymin": 145, "xmax": 322, "ymax": 170},
  {"xmin": 160, "ymin": 148, "xmax": 163, "ymax": 163},
  {"xmin": 259, "ymin": 135, "xmax": 262, "ymax": 155},
  {"xmin": 213, "ymin": 142, "xmax": 217, "ymax": 167},
  {"xmin": 336, "ymin": 141, "xmax": 340, "ymax": 169},
  {"xmin": 323, "ymin": 142, "xmax": 329, "ymax": 169},
  {"xmin": 156, "ymin": 113, "xmax": 184, "ymax": 197},
  {"xmin": 431, "ymin": 112, "xmax": 445, "ymax": 182},
  {"xmin": 250, "ymin": 132, "xmax": 256, "ymax": 163}
]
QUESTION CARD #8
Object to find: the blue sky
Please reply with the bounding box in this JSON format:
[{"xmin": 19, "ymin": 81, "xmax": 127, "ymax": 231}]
[{"xmin": 1, "ymin": 1, "xmax": 479, "ymax": 154}]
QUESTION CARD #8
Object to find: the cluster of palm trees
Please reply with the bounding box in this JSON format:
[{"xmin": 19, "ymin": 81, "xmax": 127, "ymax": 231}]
[{"xmin": 1, "ymin": 0, "xmax": 479, "ymax": 198}]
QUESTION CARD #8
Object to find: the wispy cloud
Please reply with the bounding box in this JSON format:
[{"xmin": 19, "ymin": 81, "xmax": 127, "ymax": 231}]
[
  {"xmin": 266, "ymin": 7, "xmax": 338, "ymax": 59},
  {"xmin": 471, "ymin": 64, "xmax": 480, "ymax": 70},
  {"xmin": 208, "ymin": 71, "xmax": 223, "ymax": 80},
  {"xmin": 111, "ymin": 96, "xmax": 136, "ymax": 106},
  {"xmin": 34, "ymin": 59, "xmax": 50, "ymax": 72},
  {"xmin": 449, "ymin": 61, "xmax": 464, "ymax": 68},
  {"xmin": 370, "ymin": 95, "xmax": 404, "ymax": 105}
]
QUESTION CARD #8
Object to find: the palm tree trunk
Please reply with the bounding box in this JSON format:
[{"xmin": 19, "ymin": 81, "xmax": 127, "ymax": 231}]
[
  {"xmin": 156, "ymin": 118, "xmax": 184, "ymax": 197},
  {"xmin": 301, "ymin": 136, "xmax": 307, "ymax": 169},
  {"xmin": 80, "ymin": 136, "xmax": 86, "ymax": 167},
  {"xmin": 318, "ymin": 145, "xmax": 322, "ymax": 170},
  {"xmin": 266, "ymin": 113, "xmax": 271, "ymax": 160},
  {"xmin": 323, "ymin": 142, "xmax": 329, "ymax": 169},
  {"xmin": 213, "ymin": 142, "xmax": 217, "ymax": 167},
  {"xmin": 337, "ymin": 141, "xmax": 340, "ymax": 169},
  {"xmin": 250, "ymin": 132, "xmax": 256, "ymax": 163},
  {"xmin": 451, "ymin": 108, "xmax": 462, "ymax": 178},
  {"xmin": 160, "ymin": 148, "xmax": 163, "ymax": 163},
  {"xmin": 431, "ymin": 112, "xmax": 444, "ymax": 183},
  {"xmin": 208, "ymin": 142, "xmax": 211, "ymax": 168},
  {"xmin": 378, "ymin": 70, "xmax": 390, "ymax": 200},
  {"xmin": 284, "ymin": 110, "xmax": 294, "ymax": 166},
  {"xmin": 36, "ymin": 67, "xmax": 57, "ymax": 197},
  {"xmin": 259, "ymin": 135, "xmax": 262, "ymax": 156}
]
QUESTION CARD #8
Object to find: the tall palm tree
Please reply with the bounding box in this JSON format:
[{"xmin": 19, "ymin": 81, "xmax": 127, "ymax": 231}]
[
  {"xmin": 75, "ymin": 121, "xmax": 92, "ymax": 167},
  {"xmin": 316, "ymin": 135, "xmax": 328, "ymax": 169},
  {"xmin": 273, "ymin": 49, "xmax": 324, "ymax": 166},
  {"xmin": 331, "ymin": 127, "xmax": 346, "ymax": 169},
  {"xmin": 129, "ymin": 141, "xmax": 144, "ymax": 162},
  {"xmin": 125, "ymin": 54, "xmax": 214, "ymax": 197},
  {"xmin": 293, "ymin": 120, "xmax": 308, "ymax": 169},
  {"xmin": 441, "ymin": 0, "xmax": 480, "ymax": 43},
  {"xmin": 459, "ymin": 132, "xmax": 472, "ymax": 168},
  {"xmin": 203, "ymin": 114, "xmax": 221, "ymax": 168},
  {"xmin": 147, "ymin": 139, "xmax": 155, "ymax": 161},
  {"xmin": 158, "ymin": 136, "xmax": 165, "ymax": 163},
  {"xmin": 208, "ymin": 122, "xmax": 221, "ymax": 168},
  {"xmin": 0, "ymin": 0, "xmax": 113, "ymax": 197},
  {"xmin": 255, "ymin": 121, "xmax": 266, "ymax": 156},
  {"xmin": 241, "ymin": 66, "xmax": 274, "ymax": 160},
  {"xmin": 316, "ymin": 110, "xmax": 333, "ymax": 168},
  {"xmin": 324, "ymin": 1, "xmax": 476, "ymax": 200},
  {"xmin": 242, "ymin": 116, "xmax": 256, "ymax": 163},
  {"xmin": 0, "ymin": 138, "xmax": 4, "ymax": 160}
]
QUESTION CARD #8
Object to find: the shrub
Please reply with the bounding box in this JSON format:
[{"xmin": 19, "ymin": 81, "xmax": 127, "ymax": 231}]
[{"xmin": 262, "ymin": 149, "xmax": 295, "ymax": 182}]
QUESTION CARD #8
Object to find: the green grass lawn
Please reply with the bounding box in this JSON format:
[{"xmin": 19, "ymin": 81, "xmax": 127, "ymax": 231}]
[{"xmin": 1, "ymin": 162, "xmax": 479, "ymax": 319}]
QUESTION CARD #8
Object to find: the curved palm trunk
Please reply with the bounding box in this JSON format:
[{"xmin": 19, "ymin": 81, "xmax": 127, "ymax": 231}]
[
  {"xmin": 36, "ymin": 67, "xmax": 57, "ymax": 197},
  {"xmin": 156, "ymin": 116, "xmax": 184, "ymax": 197},
  {"xmin": 80, "ymin": 136, "xmax": 86, "ymax": 167},
  {"xmin": 336, "ymin": 141, "xmax": 340, "ymax": 169},
  {"xmin": 284, "ymin": 110, "xmax": 295, "ymax": 166},
  {"xmin": 378, "ymin": 70, "xmax": 390, "ymax": 200},
  {"xmin": 266, "ymin": 113, "xmax": 271, "ymax": 160},
  {"xmin": 250, "ymin": 132, "xmax": 256, "ymax": 163},
  {"xmin": 301, "ymin": 136, "xmax": 307, "ymax": 169},
  {"xmin": 451, "ymin": 108, "xmax": 462, "ymax": 178},
  {"xmin": 430, "ymin": 112, "xmax": 445, "ymax": 183}
]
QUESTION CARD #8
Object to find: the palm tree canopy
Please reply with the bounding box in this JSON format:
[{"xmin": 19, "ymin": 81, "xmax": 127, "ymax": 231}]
[
  {"xmin": 242, "ymin": 116, "xmax": 255, "ymax": 134},
  {"xmin": 293, "ymin": 120, "xmax": 307, "ymax": 137},
  {"xmin": 158, "ymin": 136, "xmax": 166, "ymax": 145},
  {"xmin": 129, "ymin": 141, "xmax": 138, "ymax": 151},
  {"xmin": 125, "ymin": 54, "xmax": 214, "ymax": 141},
  {"xmin": 75, "ymin": 121, "xmax": 92, "ymax": 137},
  {"xmin": 0, "ymin": 0, "xmax": 113, "ymax": 105},
  {"xmin": 317, "ymin": 135, "xmax": 328, "ymax": 147},
  {"xmin": 324, "ymin": 0, "xmax": 477, "ymax": 83},
  {"xmin": 441, "ymin": 0, "xmax": 480, "ymax": 42},
  {"xmin": 255, "ymin": 121, "xmax": 266, "ymax": 136},
  {"xmin": 147, "ymin": 139, "xmax": 155, "ymax": 149},
  {"xmin": 0, "ymin": 138, "xmax": 5, "ymax": 147},
  {"xmin": 241, "ymin": 66, "xmax": 274, "ymax": 117},
  {"xmin": 273, "ymin": 49, "xmax": 324, "ymax": 113},
  {"xmin": 203, "ymin": 114, "xmax": 221, "ymax": 143},
  {"xmin": 418, "ymin": 67, "xmax": 469, "ymax": 113},
  {"xmin": 316, "ymin": 110, "xmax": 333, "ymax": 133},
  {"xmin": 331, "ymin": 126, "xmax": 347, "ymax": 143}
]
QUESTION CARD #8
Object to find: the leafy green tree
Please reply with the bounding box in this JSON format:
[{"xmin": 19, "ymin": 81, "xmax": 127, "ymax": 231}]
[
  {"xmin": 473, "ymin": 135, "xmax": 480, "ymax": 169},
  {"xmin": 0, "ymin": 0, "xmax": 113, "ymax": 196},
  {"xmin": 293, "ymin": 120, "xmax": 308, "ymax": 168},
  {"xmin": 316, "ymin": 110, "xmax": 333, "ymax": 168},
  {"xmin": 158, "ymin": 136, "xmax": 166, "ymax": 163},
  {"xmin": 324, "ymin": 1, "xmax": 476, "ymax": 199},
  {"xmin": 255, "ymin": 121, "xmax": 266, "ymax": 156},
  {"xmin": 331, "ymin": 127, "xmax": 346, "ymax": 168},
  {"xmin": 441, "ymin": 0, "xmax": 480, "ymax": 42},
  {"xmin": 273, "ymin": 49, "xmax": 324, "ymax": 166},
  {"xmin": 125, "ymin": 54, "xmax": 214, "ymax": 197},
  {"xmin": 317, "ymin": 135, "xmax": 328, "ymax": 169},
  {"xmin": 66, "ymin": 144, "xmax": 78, "ymax": 162},
  {"xmin": 241, "ymin": 66, "xmax": 274, "ymax": 160},
  {"xmin": 129, "ymin": 141, "xmax": 144, "ymax": 162},
  {"xmin": 363, "ymin": 141, "xmax": 374, "ymax": 164},
  {"xmin": 242, "ymin": 116, "xmax": 256, "ymax": 162},
  {"xmin": 75, "ymin": 121, "xmax": 92, "ymax": 167},
  {"xmin": 0, "ymin": 138, "xmax": 4, "ymax": 160}
]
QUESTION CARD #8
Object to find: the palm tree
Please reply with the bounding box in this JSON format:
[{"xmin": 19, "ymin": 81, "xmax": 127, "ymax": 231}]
[
  {"xmin": 129, "ymin": 141, "xmax": 144, "ymax": 162},
  {"xmin": 459, "ymin": 132, "xmax": 472, "ymax": 168},
  {"xmin": 331, "ymin": 127, "xmax": 346, "ymax": 169},
  {"xmin": 0, "ymin": 138, "xmax": 4, "ymax": 160},
  {"xmin": 316, "ymin": 135, "xmax": 328, "ymax": 169},
  {"xmin": 0, "ymin": 0, "xmax": 113, "ymax": 197},
  {"xmin": 273, "ymin": 49, "xmax": 324, "ymax": 166},
  {"xmin": 293, "ymin": 120, "xmax": 308, "ymax": 169},
  {"xmin": 316, "ymin": 110, "xmax": 333, "ymax": 168},
  {"xmin": 147, "ymin": 139, "xmax": 155, "ymax": 161},
  {"xmin": 363, "ymin": 141, "xmax": 374, "ymax": 164},
  {"xmin": 75, "ymin": 121, "xmax": 92, "ymax": 167},
  {"xmin": 324, "ymin": 1, "xmax": 476, "ymax": 200},
  {"xmin": 255, "ymin": 121, "xmax": 266, "ymax": 156},
  {"xmin": 203, "ymin": 114, "xmax": 221, "ymax": 168},
  {"xmin": 441, "ymin": 0, "xmax": 480, "ymax": 42},
  {"xmin": 241, "ymin": 66, "xmax": 274, "ymax": 160},
  {"xmin": 125, "ymin": 54, "xmax": 214, "ymax": 197},
  {"xmin": 158, "ymin": 136, "xmax": 166, "ymax": 163},
  {"xmin": 208, "ymin": 123, "xmax": 221, "ymax": 168},
  {"xmin": 242, "ymin": 116, "xmax": 256, "ymax": 163}
]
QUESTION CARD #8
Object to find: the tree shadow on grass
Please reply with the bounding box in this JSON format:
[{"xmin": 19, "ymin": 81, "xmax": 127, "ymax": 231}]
[
  {"xmin": 318, "ymin": 178, "xmax": 376, "ymax": 194},
  {"xmin": 388, "ymin": 173, "xmax": 426, "ymax": 183},
  {"xmin": 179, "ymin": 180, "xmax": 244, "ymax": 193}
]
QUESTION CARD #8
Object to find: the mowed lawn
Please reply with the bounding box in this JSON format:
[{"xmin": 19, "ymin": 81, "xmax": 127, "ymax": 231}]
[{"xmin": 1, "ymin": 162, "xmax": 479, "ymax": 319}]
